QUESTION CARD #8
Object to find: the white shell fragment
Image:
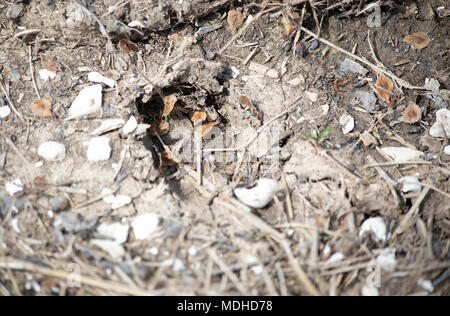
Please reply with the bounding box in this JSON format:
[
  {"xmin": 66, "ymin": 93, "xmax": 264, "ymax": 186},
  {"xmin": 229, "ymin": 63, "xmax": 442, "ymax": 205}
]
[
  {"xmin": 91, "ymin": 119, "xmax": 125, "ymax": 136},
  {"xmin": 417, "ymin": 279, "xmax": 434, "ymax": 293},
  {"xmin": 6, "ymin": 178, "xmax": 24, "ymax": 196},
  {"xmin": 39, "ymin": 69, "xmax": 56, "ymax": 82},
  {"xmin": 339, "ymin": 114, "xmax": 355, "ymax": 135},
  {"xmin": 37, "ymin": 141, "xmax": 66, "ymax": 161},
  {"xmin": 87, "ymin": 136, "xmax": 111, "ymax": 161},
  {"xmin": 122, "ymin": 116, "xmax": 138, "ymax": 134},
  {"xmin": 234, "ymin": 178, "xmax": 279, "ymax": 209},
  {"xmin": 376, "ymin": 250, "xmax": 396, "ymax": 272},
  {"xmin": 0, "ymin": 106, "xmax": 11, "ymax": 119},
  {"xmin": 398, "ymin": 176, "xmax": 422, "ymax": 193},
  {"xmin": 103, "ymin": 194, "xmax": 132, "ymax": 209},
  {"xmin": 359, "ymin": 217, "xmax": 387, "ymax": 243},
  {"xmin": 429, "ymin": 109, "xmax": 450, "ymax": 138},
  {"xmin": 326, "ymin": 252, "xmax": 345, "ymax": 264},
  {"xmin": 91, "ymin": 239, "xmax": 125, "ymax": 259},
  {"xmin": 97, "ymin": 222, "xmax": 129, "ymax": 244},
  {"xmin": 132, "ymin": 213, "xmax": 159, "ymax": 240},
  {"xmin": 87, "ymin": 72, "xmax": 116, "ymax": 88},
  {"xmin": 444, "ymin": 145, "xmax": 450, "ymax": 156},
  {"xmin": 381, "ymin": 147, "xmax": 424, "ymax": 163},
  {"xmin": 69, "ymin": 84, "xmax": 103, "ymax": 118}
]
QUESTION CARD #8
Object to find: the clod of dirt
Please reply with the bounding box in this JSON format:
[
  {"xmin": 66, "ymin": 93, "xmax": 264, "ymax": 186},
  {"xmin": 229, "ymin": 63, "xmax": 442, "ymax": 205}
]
[{"xmin": 37, "ymin": 141, "xmax": 66, "ymax": 162}]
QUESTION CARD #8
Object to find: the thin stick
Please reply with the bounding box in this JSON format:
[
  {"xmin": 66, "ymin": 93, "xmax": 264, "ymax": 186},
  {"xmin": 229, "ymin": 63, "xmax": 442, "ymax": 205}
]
[
  {"xmin": 72, "ymin": 0, "xmax": 114, "ymax": 53},
  {"xmin": 0, "ymin": 79, "xmax": 25, "ymax": 122},
  {"xmin": 72, "ymin": 187, "xmax": 118, "ymax": 209},
  {"xmin": 28, "ymin": 46, "xmax": 41, "ymax": 99},
  {"xmin": 366, "ymin": 161, "xmax": 432, "ymax": 168},
  {"xmin": 112, "ymin": 144, "xmax": 128, "ymax": 182},
  {"xmin": 281, "ymin": 174, "xmax": 294, "ymax": 221},
  {"xmin": 14, "ymin": 29, "xmax": 40, "ymax": 39},
  {"xmin": 207, "ymin": 249, "xmax": 248, "ymax": 295},
  {"xmin": 219, "ymin": 7, "xmax": 281, "ymax": 54},
  {"xmin": 392, "ymin": 187, "xmax": 431, "ymax": 239},
  {"xmin": 275, "ymin": 262, "xmax": 288, "ymax": 296},
  {"xmin": 0, "ymin": 257, "xmax": 154, "ymax": 296},
  {"xmin": 5, "ymin": 138, "xmax": 33, "ymax": 168},
  {"xmin": 298, "ymin": 25, "xmax": 426, "ymax": 90}
]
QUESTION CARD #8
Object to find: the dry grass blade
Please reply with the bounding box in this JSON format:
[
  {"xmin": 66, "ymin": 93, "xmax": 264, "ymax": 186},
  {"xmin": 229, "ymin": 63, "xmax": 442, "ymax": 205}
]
[{"xmin": 0, "ymin": 257, "xmax": 154, "ymax": 296}]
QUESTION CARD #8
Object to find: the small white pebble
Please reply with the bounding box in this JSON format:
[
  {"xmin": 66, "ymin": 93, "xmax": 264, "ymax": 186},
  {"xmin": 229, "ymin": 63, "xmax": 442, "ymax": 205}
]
[
  {"xmin": 103, "ymin": 194, "xmax": 132, "ymax": 209},
  {"xmin": 359, "ymin": 217, "xmax": 387, "ymax": 243},
  {"xmin": 97, "ymin": 222, "xmax": 129, "ymax": 244},
  {"xmin": 35, "ymin": 161, "xmax": 44, "ymax": 168},
  {"xmin": 91, "ymin": 119, "xmax": 125, "ymax": 136},
  {"xmin": 87, "ymin": 137, "xmax": 111, "ymax": 161},
  {"xmin": 38, "ymin": 141, "xmax": 66, "ymax": 161},
  {"xmin": 87, "ymin": 72, "xmax": 116, "ymax": 88},
  {"xmin": 132, "ymin": 213, "xmax": 159, "ymax": 240},
  {"xmin": 376, "ymin": 250, "xmax": 396, "ymax": 272},
  {"xmin": 47, "ymin": 210, "xmax": 54, "ymax": 218},
  {"xmin": 444, "ymin": 145, "xmax": 450, "ymax": 155},
  {"xmin": 172, "ymin": 258, "xmax": 185, "ymax": 272},
  {"xmin": 148, "ymin": 247, "xmax": 159, "ymax": 256},
  {"xmin": 39, "ymin": 69, "xmax": 56, "ymax": 82},
  {"xmin": 234, "ymin": 178, "xmax": 279, "ymax": 209},
  {"xmin": 251, "ymin": 265, "xmax": 263, "ymax": 275},
  {"xmin": 326, "ymin": 252, "xmax": 345, "ymax": 264},
  {"xmin": 398, "ymin": 176, "xmax": 422, "ymax": 193},
  {"xmin": 188, "ymin": 246, "xmax": 197, "ymax": 256},
  {"xmin": 69, "ymin": 84, "xmax": 103, "ymax": 118},
  {"xmin": 6, "ymin": 178, "xmax": 24, "ymax": 196},
  {"xmin": 122, "ymin": 116, "xmax": 138, "ymax": 134},
  {"xmin": 340, "ymin": 114, "xmax": 355, "ymax": 135},
  {"xmin": 0, "ymin": 106, "xmax": 11, "ymax": 118},
  {"xmin": 417, "ymin": 279, "xmax": 434, "ymax": 293}
]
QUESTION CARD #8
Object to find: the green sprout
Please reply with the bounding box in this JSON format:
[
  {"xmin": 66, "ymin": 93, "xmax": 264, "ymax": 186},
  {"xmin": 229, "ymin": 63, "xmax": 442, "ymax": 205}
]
[{"xmin": 303, "ymin": 127, "xmax": 333, "ymax": 144}]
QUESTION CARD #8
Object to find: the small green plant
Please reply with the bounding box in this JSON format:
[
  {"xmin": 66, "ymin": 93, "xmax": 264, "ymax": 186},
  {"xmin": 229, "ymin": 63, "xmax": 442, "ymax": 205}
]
[{"xmin": 303, "ymin": 127, "xmax": 333, "ymax": 144}]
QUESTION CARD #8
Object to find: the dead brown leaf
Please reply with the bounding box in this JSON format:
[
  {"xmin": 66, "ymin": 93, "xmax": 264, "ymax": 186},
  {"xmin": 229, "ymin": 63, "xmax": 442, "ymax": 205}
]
[
  {"xmin": 160, "ymin": 149, "xmax": 178, "ymax": 166},
  {"xmin": 31, "ymin": 99, "xmax": 52, "ymax": 117},
  {"xmin": 198, "ymin": 121, "xmax": 219, "ymax": 137},
  {"xmin": 404, "ymin": 32, "xmax": 430, "ymax": 49},
  {"xmin": 282, "ymin": 17, "xmax": 296, "ymax": 37},
  {"xmin": 402, "ymin": 103, "xmax": 422, "ymax": 123},
  {"xmin": 190, "ymin": 111, "xmax": 207, "ymax": 125},
  {"xmin": 227, "ymin": 10, "xmax": 245, "ymax": 29},
  {"xmin": 376, "ymin": 75, "xmax": 394, "ymax": 107},
  {"xmin": 163, "ymin": 95, "xmax": 177, "ymax": 117},
  {"xmin": 33, "ymin": 176, "xmax": 48, "ymax": 191},
  {"xmin": 119, "ymin": 39, "xmax": 139, "ymax": 52},
  {"xmin": 158, "ymin": 121, "xmax": 170, "ymax": 135}
]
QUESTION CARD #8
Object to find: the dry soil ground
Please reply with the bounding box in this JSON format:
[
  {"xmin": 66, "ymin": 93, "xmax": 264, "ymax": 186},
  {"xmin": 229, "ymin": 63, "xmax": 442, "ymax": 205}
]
[{"xmin": 0, "ymin": 0, "xmax": 449, "ymax": 296}]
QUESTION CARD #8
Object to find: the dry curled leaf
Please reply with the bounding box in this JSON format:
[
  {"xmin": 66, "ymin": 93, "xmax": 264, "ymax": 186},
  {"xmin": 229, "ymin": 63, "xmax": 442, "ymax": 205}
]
[
  {"xmin": 119, "ymin": 39, "xmax": 138, "ymax": 52},
  {"xmin": 163, "ymin": 95, "xmax": 177, "ymax": 117},
  {"xmin": 31, "ymin": 99, "xmax": 52, "ymax": 117},
  {"xmin": 376, "ymin": 75, "xmax": 394, "ymax": 107},
  {"xmin": 160, "ymin": 149, "xmax": 178, "ymax": 166},
  {"xmin": 40, "ymin": 54, "xmax": 60, "ymax": 72},
  {"xmin": 239, "ymin": 95, "xmax": 253, "ymax": 108},
  {"xmin": 402, "ymin": 103, "xmax": 422, "ymax": 123},
  {"xmin": 190, "ymin": 111, "xmax": 207, "ymax": 125},
  {"xmin": 227, "ymin": 10, "xmax": 244, "ymax": 29},
  {"xmin": 282, "ymin": 16, "xmax": 296, "ymax": 37},
  {"xmin": 198, "ymin": 121, "xmax": 219, "ymax": 137},
  {"xmin": 33, "ymin": 176, "xmax": 48, "ymax": 191},
  {"xmin": 404, "ymin": 32, "xmax": 430, "ymax": 49},
  {"xmin": 158, "ymin": 120, "xmax": 169, "ymax": 135}
]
